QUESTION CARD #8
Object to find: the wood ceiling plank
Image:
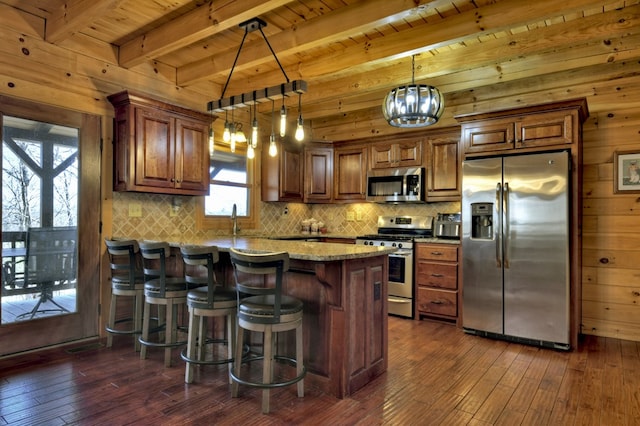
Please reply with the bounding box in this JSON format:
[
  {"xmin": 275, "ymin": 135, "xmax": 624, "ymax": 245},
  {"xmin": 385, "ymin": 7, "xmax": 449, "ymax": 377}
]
[
  {"xmin": 119, "ymin": 0, "xmax": 293, "ymax": 69},
  {"xmin": 46, "ymin": 0, "xmax": 126, "ymax": 44},
  {"xmin": 296, "ymin": 8, "xmax": 640, "ymax": 121},
  {"xmin": 184, "ymin": 0, "xmax": 611, "ymax": 90}
]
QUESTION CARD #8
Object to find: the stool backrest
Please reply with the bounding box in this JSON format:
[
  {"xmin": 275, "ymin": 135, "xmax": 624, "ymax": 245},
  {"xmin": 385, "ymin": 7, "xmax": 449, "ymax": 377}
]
[
  {"xmin": 228, "ymin": 248, "xmax": 289, "ymax": 323},
  {"xmin": 138, "ymin": 241, "xmax": 172, "ymax": 297},
  {"xmin": 180, "ymin": 245, "xmax": 220, "ymax": 308},
  {"xmin": 104, "ymin": 239, "xmax": 141, "ymax": 289}
]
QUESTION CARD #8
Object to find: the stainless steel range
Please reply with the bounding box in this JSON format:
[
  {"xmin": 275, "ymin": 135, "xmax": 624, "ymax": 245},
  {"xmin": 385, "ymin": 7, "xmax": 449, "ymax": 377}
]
[{"xmin": 356, "ymin": 215, "xmax": 434, "ymax": 318}]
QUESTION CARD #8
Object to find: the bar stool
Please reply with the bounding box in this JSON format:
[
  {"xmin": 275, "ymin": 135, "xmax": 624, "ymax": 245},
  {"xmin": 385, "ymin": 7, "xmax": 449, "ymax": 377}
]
[
  {"xmin": 180, "ymin": 245, "xmax": 237, "ymax": 384},
  {"xmin": 104, "ymin": 239, "xmax": 145, "ymax": 351},
  {"xmin": 228, "ymin": 248, "xmax": 305, "ymax": 414},
  {"xmin": 138, "ymin": 241, "xmax": 194, "ymax": 367}
]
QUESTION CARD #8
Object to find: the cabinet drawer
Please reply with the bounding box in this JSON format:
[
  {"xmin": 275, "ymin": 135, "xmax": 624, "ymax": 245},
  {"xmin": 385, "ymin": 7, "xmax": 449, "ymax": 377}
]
[
  {"xmin": 417, "ymin": 288, "xmax": 457, "ymax": 317},
  {"xmin": 416, "ymin": 244, "xmax": 457, "ymax": 262},
  {"xmin": 416, "ymin": 262, "xmax": 457, "ymax": 289}
]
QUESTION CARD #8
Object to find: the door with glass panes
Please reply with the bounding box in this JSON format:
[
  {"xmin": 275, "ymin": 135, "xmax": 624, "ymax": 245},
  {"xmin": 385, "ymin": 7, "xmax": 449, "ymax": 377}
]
[{"xmin": 0, "ymin": 96, "xmax": 100, "ymax": 355}]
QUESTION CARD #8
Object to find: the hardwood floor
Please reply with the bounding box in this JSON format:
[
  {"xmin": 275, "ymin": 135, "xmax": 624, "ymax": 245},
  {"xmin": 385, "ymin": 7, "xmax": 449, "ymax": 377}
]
[{"xmin": 0, "ymin": 317, "xmax": 638, "ymax": 425}]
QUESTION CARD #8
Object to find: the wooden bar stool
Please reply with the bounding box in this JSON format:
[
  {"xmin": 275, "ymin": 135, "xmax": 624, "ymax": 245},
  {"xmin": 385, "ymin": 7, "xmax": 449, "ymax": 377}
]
[
  {"xmin": 104, "ymin": 239, "xmax": 145, "ymax": 351},
  {"xmin": 138, "ymin": 241, "xmax": 194, "ymax": 367},
  {"xmin": 228, "ymin": 248, "xmax": 305, "ymax": 414},
  {"xmin": 180, "ymin": 245, "xmax": 237, "ymax": 384}
]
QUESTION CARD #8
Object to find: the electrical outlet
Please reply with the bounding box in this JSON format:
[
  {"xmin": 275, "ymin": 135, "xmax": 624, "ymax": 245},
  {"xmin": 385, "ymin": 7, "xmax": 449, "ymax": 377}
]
[
  {"xmin": 346, "ymin": 211, "xmax": 355, "ymax": 221},
  {"xmin": 128, "ymin": 203, "xmax": 142, "ymax": 217},
  {"xmin": 169, "ymin": 206, "xmax": 178, "ymax": 217},
  {"xmin": 356, "ymin": 211, "xmax": 363, "ymax": 221},
  {"xmin": 282, "ymin": 207, "xmax": 289, "ymax": 219}
]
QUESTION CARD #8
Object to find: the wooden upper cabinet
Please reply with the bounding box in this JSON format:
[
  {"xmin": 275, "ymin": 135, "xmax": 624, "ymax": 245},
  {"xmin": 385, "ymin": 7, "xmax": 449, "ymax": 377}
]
[
  {"xmin": 262, "ymin": 141, "xmax": 303, "ymax": 202},
  {"xmin": 304, "ymin": 145, "xmax": 333, "ymax": 203},
  {"xmin": 108, "ymin": 91, "xmax": 212, "ymax": 195},
  {"xmin": 333, "ymin": 144, "xmax": 368, "ymax": 201},
  {"xmin": 370, "ymin": 138, "xmax": 422, "ymax": 169},
  {"xmin": 457, "ymin": 98, "xmax": 588, "ymax": 156},
  {"xmin": 425, "ymin": 131, "xmax": 461, "ymax": 201}
]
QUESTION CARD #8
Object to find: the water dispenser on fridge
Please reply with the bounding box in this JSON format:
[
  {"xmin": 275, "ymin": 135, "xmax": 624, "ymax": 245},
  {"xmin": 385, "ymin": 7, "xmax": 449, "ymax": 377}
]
[{"xmin": 471, "ymin": 203, "xmax": 493, "ymax": 239}]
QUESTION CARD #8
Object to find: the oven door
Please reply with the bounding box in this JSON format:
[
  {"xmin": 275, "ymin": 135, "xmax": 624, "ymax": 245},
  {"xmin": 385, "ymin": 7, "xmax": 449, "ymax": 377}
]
[{"xmin": 388, "ymin": 249, "xmax": 413, "ymax": 317}]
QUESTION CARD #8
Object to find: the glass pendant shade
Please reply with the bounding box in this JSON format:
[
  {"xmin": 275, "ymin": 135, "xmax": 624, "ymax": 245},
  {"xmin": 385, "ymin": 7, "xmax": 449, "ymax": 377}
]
[
  {"xmin": 223, "ymin": 121, "xmax": 231, "ymax": 142},
  {"xmin": 382, "ymin": 55, "xmax": 444, "ymax": 128},
  {"xmin": 268, "ymin": 134, "xmax": 278, "ymax": 157},
  {"xmin": 295, "ymin": 115, "xmax": 304, "ymax": 141},
  {"xmin": 383, "ymin": 84, "xmax": 444, "ymax": 127}
]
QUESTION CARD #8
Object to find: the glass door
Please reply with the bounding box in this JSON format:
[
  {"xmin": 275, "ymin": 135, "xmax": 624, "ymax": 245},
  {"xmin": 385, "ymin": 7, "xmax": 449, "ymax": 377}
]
[{"xmin": 0, "ymin": 97, "xmax": 101, "ymax": 355}]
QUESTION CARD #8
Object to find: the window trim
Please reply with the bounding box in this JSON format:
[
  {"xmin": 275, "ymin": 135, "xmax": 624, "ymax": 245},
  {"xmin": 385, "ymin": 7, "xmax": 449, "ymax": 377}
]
[{"xmin": 196, "ymin": 144, "xmax": 260, "ymax": 231}]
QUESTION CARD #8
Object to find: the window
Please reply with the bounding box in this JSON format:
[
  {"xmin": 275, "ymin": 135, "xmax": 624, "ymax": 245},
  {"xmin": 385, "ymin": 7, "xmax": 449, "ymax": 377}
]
[{"xmin": 197, "ymin": 145, "xmax": 258, "ymax": 230}]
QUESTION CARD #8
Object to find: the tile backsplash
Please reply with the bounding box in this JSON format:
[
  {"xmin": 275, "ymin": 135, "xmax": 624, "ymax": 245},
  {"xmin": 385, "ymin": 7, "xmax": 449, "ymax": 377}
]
[{"xmin": 110, "ymin": 192, "xmax": 460, "ymax": 240}]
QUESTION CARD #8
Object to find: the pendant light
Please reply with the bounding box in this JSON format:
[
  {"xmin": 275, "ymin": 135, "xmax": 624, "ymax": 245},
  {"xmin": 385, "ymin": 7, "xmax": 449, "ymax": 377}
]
[
  {"xmin": 294, "ymin": 93, "xmax": 304, "ymax": 142},
  {"xmin": 269, "ymin": 100, "xmax": 278, "ymax": 157},
  {"xmin": 279, "ymin": 86, "xmax": 287, "ymax": 137},
  {"xmin": 382, "ymin": 55, "xmax": 444, "ymax": 127},
  {"xmin": 206, "ymin": 17, "xmax": 307, "ymax": 156},
  {"xmin": 247, "ymin": 101, "xmax": 258, "ymax": 159}
]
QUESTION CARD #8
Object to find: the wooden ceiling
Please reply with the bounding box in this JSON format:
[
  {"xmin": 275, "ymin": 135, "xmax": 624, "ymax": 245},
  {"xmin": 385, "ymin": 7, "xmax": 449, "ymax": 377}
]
[{"xmin": 3, "ymin": 0, "xmax": 640, "ymax": 139}]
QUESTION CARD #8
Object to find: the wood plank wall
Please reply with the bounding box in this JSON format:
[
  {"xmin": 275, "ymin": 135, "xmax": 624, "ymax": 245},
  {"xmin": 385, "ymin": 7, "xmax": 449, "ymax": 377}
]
[{"xmin": 0, "ymin": 5, "xmax": 639, "ymax": 342}]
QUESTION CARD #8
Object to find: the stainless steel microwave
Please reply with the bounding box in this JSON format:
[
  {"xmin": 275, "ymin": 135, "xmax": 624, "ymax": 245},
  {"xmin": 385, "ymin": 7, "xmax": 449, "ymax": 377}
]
[{"xmin": 366, "ymin": 167, "xmax": 425, "ymax": 203}]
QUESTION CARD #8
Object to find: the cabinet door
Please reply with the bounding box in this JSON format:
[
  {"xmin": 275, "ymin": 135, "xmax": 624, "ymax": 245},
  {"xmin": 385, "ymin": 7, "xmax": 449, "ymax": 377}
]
[
  {"xmin": 515, "ymin": 110, "xmax": 574, "ymax": 148},
  {"xmin": 346, "ymin": 257, "xmax": 386, "ymax": 393},
  {"xmin": 174, "ymin": 116, "xmax": 209, "ymax": 193},
  {"xmin": 427, "ymin": 134, "xmax": 460, "ymax": 200},
  {"xmin": 334, "ymin": 145, "xmax": 367, "ymax": 201},
  {"xmin": 261, "ymin": 142, "xmax": 303, "ymax": 202},
  {"xmin": 370, "ymin": 143, "xmax": 394, "ymax": 169},
  {"xmin": 280, "ymin": 146, "xmax": 304, "ymax": 200},
  {"xmin": 396, "ymin": 140, "xmax": 422, "ymax": 167},
  {"xmin": 461, "ymin": 118, "xmax": 515, "ymax": 153},
  {"xmin": 304, "ymin": 146, "xmax": 333, "ymax": 202},
  {"xmin": 370, "ymin": 139, "xmax": 422, "ymax": 169},
  {"xmin": 134, "ymin": 107, "xmax": 175, "ymax": 189}
]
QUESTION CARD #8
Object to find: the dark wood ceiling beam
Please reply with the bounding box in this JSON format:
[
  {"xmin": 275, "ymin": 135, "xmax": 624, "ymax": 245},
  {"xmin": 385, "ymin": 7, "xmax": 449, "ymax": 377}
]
[
  {"xmin": 177, "ymin": 0, "xmax": 444, "ymax": 86},
  {"xmin": 46, "ymin": 0, "xmax": 126, "ymax": 44},
  {"xmin": 118, "ymin": 0, "xmax": 293, "ymax": 69}
]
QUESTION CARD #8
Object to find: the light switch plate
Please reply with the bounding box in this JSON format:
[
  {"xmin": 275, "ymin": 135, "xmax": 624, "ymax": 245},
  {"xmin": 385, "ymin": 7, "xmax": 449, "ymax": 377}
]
[{"xmin": 346, "ymin": 211, "xmax": 355, "ymax": 221}]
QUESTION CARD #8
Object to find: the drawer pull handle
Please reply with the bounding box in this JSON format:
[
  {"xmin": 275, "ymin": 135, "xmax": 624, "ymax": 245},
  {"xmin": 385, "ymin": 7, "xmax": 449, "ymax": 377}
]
[
  {"xmin": 430, "ymin": 251, "xmax": 443, "ymax": 256},
  {"xmin": 430, "ymin": 300, "xmax": 443, "ymax": 305},
  {"xmin": 431, "ymin": 273, "xmax": 444, "ymax": 278}
]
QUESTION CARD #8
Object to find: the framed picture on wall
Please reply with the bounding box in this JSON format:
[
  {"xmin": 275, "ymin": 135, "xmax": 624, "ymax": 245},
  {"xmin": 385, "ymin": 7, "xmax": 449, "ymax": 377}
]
[{"xmin": 614, "ymin": 150, "xmax": 640, "ymax": 194}]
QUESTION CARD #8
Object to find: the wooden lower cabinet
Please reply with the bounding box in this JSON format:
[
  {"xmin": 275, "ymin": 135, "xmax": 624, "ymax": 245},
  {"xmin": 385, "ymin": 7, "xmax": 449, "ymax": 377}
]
[{"xmin": 415, "ymin": 243, "xmax": 460, "ymax": 324}]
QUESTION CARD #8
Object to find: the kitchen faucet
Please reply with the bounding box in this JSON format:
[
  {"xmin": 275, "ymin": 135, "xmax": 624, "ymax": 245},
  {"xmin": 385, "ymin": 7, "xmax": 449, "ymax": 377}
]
[{"xmin": 231, "ymin": 203, "xmax": 238, "ymax": 236}]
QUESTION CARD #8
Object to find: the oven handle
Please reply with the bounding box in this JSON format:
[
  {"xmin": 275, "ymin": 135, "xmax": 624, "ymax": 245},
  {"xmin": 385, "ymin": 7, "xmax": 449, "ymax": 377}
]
[
  {"xmin": 388, "ymin": 296, "xmax": 412, "ymax": 304},
  {"xmin": 389, "ymin": 251, "xmax": 413, "ymax": 257}
]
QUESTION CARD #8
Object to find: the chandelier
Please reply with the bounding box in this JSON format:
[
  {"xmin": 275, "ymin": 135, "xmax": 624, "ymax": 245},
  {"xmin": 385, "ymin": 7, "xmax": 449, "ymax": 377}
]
[
  {"xmin": 207, "ymin": 17, "xmax": 307, "ymax": 158},
  {"xmin": 382, "ymin": 55, "xmax": 444, "ymax": 128}
]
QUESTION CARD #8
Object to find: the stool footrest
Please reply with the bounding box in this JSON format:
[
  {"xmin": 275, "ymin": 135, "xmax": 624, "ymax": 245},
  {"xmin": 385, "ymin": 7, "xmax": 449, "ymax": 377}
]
[
  {"xmin": 139, "ymin": 336, "xmax": 187, "ymax": 349},
  {"xmin": 230, "ymin": 355, "xmax": 306, "ymax": 389}
]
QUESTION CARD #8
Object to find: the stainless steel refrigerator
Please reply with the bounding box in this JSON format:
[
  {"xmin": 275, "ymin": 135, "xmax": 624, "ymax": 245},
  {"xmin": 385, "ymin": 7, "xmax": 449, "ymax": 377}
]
[{"xmin": 461, "ymin": 151, "xmax": 570, "ymax": 349}]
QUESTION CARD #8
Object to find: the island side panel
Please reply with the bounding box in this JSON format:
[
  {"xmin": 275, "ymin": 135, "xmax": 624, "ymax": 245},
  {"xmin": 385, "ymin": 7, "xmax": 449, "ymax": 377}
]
[
  {"xmin": 344, "ymin": 256, "xmax": 388, "ymax": 395},
  {"xmin": 286, "ymin": 255, "xmax": 388, "ymax": 399}
]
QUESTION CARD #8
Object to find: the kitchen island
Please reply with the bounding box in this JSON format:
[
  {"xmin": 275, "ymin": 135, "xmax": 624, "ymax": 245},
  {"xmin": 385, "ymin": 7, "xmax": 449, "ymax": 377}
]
[{"xmin": 138, "ymin": 236, "xmax": 395, "ymax": 399}]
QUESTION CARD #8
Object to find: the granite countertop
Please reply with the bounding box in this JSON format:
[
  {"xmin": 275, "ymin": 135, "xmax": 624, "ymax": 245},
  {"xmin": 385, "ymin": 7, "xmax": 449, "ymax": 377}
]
[
  {"xmin": 414, "ymin": 237, "xmax": 460, "ymax": 245},
  {"xmin": 142, "ymin": 236, "xmax": 396, "ymax": 262}
]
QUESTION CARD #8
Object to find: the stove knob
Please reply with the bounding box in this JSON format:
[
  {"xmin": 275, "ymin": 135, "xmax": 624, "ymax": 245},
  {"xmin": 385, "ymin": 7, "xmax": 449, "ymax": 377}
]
[
  {"xmin": 392, "ymin": 242, "xmax": 397, "ymax": 248},
  {"xmin": 398, "ymin": 243, "xmax": 403, "ymax": 249},
  {"xmin": 380, "ymin": 242, "xmax": 385, "ymax": 247}
]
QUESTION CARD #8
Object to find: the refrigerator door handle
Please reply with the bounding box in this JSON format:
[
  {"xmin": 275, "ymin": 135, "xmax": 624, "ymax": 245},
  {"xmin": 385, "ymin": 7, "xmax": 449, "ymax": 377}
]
[
  {"xmin": 503, "ymin": 182, "xmax": 510, "ymax": 268},
  {"xmin": 495, "ymin": 183, "xmax": 502, "ymax": 268}
]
